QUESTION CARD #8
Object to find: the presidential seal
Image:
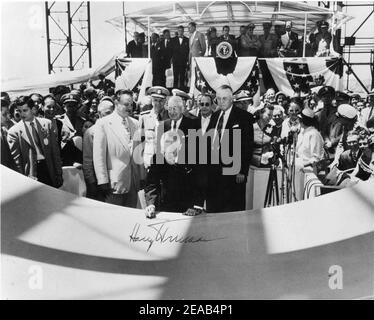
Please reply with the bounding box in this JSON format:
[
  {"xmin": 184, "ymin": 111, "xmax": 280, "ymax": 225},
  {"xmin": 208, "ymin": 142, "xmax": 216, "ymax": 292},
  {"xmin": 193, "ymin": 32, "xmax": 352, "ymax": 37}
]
[{"xmin": 216, "ymin": 41, "xmax": 233, "ymax": 59}]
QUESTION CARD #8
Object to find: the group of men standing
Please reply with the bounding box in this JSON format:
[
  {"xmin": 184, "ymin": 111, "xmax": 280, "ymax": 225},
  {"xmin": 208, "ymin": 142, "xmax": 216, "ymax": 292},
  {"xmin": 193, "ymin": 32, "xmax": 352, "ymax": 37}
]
[
  {"xmin": 84, "ymin": 84, "xmax": 253, "ymax": 217},
  {"xmin": 139, "ymin": 85, "xmax": 253, "ymax": 217}
]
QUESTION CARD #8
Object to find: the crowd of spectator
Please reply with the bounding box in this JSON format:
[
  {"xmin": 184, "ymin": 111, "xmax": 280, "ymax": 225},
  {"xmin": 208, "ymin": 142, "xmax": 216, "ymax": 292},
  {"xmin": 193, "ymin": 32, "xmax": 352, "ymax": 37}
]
[{"xmin": 1, "ymin": 19, "xmax": 373, "ymax": 216}]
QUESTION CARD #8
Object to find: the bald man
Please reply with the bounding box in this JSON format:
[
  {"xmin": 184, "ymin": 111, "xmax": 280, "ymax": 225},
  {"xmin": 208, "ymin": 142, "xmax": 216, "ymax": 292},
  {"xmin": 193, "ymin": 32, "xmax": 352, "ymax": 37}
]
[{"xmin": 83, "ymin": 99, "xmax": 114, "ymax": 200}]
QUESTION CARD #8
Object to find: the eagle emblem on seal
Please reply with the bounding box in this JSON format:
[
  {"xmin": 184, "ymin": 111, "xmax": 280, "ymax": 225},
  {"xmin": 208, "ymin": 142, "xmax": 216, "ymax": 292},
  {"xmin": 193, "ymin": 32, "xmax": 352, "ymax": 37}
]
[{"xmin": 216, "ymin": 41, "xmax": 233, "ymax": 59}]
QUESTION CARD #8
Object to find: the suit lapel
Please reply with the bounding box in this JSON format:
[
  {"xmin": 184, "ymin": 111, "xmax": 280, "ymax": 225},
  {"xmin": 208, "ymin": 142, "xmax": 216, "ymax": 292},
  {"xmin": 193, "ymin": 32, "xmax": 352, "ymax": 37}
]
[{"xmin": 20, "ymin": 121, "xmax": 33, "ymax": 148}]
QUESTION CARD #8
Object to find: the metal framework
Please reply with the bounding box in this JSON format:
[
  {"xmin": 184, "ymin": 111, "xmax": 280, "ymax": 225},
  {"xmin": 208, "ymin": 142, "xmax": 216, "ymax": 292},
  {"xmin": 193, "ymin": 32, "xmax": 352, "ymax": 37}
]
[
  {"xmin": 339, "ymin": 1, "xmax": 374, "ymax": 93},
  {"xmin": 45, "ymin": 1, "xmax": 92, "ymax": 74}
]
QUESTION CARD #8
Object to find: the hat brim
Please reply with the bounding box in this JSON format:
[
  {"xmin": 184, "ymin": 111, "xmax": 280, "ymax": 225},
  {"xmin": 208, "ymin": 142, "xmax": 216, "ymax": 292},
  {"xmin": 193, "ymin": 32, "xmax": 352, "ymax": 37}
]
[
  {"xmin": 151, "ymin": 94, "xmax": 166, "ymax": 99},
  {"xmin": 63, "ymin": 99, "xmax": 78, "ymax": 104},
  {"xmin": 235, "ymin": 97, "xmax": 252, "ymax": 102}
]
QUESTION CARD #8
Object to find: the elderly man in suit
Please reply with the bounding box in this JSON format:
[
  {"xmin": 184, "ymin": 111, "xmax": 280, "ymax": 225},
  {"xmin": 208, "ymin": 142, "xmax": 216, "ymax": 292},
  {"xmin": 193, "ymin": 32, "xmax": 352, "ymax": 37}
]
[
  {"xmin": 83, "ymin": 97, "xmax": 114, "ymax": 200},
  {"xmin": 171, "ymin": 25, "xmax": 190, "ymax": 91},
  {"xmin": 188, "ymin": 21, "xmax": 206, "ymax": 63},
  {"xmin": 144, "ymin": 96, "xmax": 200, "ymax": 218},
  {"xmin": 207, "ymin": 85, "xmax": 254, "ymax": 212},
  {"xmin": 93, "ymin": 90, "xmax": 142, "ymax": 208},
  {"xmin": 7, "ymin": 96, "xmax": 63, "ymax": 188}
]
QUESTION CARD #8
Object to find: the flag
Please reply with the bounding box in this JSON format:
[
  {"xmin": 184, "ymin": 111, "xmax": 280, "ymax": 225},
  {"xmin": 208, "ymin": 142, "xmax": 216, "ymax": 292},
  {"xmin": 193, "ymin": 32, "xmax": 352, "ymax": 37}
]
[
  {"xmin": 115, "ymin": 58, "xmax": 152, "ymax": 93},
  {"xmin": 262, "ymin": 57, "xmax": 343, "ymax": 97},
  {"xmin": 189, "ymin": 57, "xmax": 259, "ymax": 96},
  {"xmin": 264, "ymin": 58, "xmax": 343, "ymax": 96}
]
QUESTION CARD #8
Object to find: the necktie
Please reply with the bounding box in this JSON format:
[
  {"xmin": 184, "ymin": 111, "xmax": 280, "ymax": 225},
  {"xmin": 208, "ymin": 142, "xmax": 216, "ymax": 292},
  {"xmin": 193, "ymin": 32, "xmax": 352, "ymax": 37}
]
[
  {"xmin": 30, "ymin": 122, "xmax": 44, "ymax": 156},
  {"xmin": 172, "ymin": 120, "xmax": 176, "ymax": 131},
  {"xmin": 122, "ymin": 118, "xmax": 131, "ymax": 139},
  {"xmin": 215, "ymin": 111, "xmax": 225, "ymax": 144}
]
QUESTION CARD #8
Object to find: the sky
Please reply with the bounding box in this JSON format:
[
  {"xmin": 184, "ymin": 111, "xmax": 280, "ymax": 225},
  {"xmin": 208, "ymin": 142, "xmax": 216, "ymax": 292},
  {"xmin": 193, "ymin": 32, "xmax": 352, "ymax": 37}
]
[{"xmin": 1, "ymin": 0, "xmax": 373, "ymax": 91}]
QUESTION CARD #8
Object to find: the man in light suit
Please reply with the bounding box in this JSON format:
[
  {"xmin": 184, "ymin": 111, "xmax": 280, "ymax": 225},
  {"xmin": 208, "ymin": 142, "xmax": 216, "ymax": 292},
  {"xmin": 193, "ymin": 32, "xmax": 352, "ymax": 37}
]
[
  {"xmin": 83, "ymin": 97, "xmax": 114, "ymax": 200},
  {"xmin": 93, "ymin": 90, "xmax": 142, "ymax": 208},
  {"xmin": 188, "ymin": 21, "xmax": 206, "ymax": 63},
  {"xmin": 7, "ymin": 96, "xmax": 63, "ymax": 188}
]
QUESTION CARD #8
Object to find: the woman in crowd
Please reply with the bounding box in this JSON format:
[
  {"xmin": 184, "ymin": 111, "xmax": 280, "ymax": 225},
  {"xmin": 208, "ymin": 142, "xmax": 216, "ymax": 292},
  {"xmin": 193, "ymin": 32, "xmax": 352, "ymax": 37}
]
[
  {"xmin": 281, "ymin": 97, "xmax": 302, "ymax": 139},
  {"xmin": 295, "ymin": 108, "xmax": 324, "ymax": 169},
  {"xmin": 251, "ymin": 103, "xmax": 276, "ymax": 167}
]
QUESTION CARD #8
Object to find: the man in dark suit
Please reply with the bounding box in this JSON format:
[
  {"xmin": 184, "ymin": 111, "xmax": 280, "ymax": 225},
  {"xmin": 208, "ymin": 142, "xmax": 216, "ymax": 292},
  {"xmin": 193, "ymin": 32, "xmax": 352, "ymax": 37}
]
[
  {"xmin": 193, "ymin": 94, "xmax": 216, "ymax": 211},
  {"xmin": 171, "ymin": 25, "xmax": 189, "ymax": 91},
  {"xmin": 144, "ymin": 96, "xmax": 200, "ymax": 218},
  {"xmin": 279, "ymin": 21, "xmax": 300, "ymax": 57},
  {"xmin": 7, "ymin": 96, "xmax": 63, "ymax": 188},
  {"xmin": 126, "ymin": 32, "xmax": 143, "ymax": 58},
  {"xmin": 218, "ymin": 25, "xmax": 237, "ymax": 57},
  {"xmin": 152, "ymin": 29, "xmax": 173, "ymax": 87},
  {"xmin": 206, "ymin": 85, "xmax": 254, "ymax": 212}
]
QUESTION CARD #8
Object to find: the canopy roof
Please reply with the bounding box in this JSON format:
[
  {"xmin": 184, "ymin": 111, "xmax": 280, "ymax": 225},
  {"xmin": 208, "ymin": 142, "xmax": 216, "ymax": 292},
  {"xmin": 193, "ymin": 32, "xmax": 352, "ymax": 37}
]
[
  {"xmin": 106, "ymin": 1, "xmax": 352, "ymax": 37},
  {"xmin": 1, "ymin": 53, "xmax": 119, "ymax": 96}
]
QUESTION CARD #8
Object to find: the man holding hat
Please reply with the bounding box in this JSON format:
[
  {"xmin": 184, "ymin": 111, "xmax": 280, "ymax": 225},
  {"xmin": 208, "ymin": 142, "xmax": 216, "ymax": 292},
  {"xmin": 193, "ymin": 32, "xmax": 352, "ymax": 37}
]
[
  {"xmin": 259, "ymin": 22, "xmax": 278, "ymax": 58},
  {"xmin": 139, "ymin": 86, "xmax": 170, "ymax": 168},
  {"xmin": 326, "ymin": 103, "xmax": 357, "ymax": 159},
  {"xmin": 279, "ymin": 21, "xmax": 299, "ymax": 57}
]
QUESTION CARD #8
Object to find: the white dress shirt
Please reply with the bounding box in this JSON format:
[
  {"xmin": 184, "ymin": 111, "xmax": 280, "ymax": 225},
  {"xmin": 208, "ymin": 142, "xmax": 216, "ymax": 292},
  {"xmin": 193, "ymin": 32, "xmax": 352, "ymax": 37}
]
[{"xmin": 201, "ymin": 114, "xmax": 211, "ymax": 135}]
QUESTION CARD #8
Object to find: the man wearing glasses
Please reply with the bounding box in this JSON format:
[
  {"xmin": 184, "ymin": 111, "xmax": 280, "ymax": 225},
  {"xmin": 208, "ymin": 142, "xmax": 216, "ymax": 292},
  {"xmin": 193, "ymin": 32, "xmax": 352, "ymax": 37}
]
[{"xmin": 93, "ymin": 90, "xmax": 142, "ymax": 208}]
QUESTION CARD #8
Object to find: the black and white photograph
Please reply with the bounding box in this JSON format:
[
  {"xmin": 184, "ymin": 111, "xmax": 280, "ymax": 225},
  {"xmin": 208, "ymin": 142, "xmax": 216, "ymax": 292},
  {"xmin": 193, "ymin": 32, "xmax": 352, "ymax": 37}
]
[{"xmin": 1, "ymin": 0, "xmax": 374, "ymax": 303}]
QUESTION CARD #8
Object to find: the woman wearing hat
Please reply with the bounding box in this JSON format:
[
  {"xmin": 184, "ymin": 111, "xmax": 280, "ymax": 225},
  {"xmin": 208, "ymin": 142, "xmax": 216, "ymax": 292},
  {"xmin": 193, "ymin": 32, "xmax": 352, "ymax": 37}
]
[
  {"xmin": 238, "ymin": 23, "xmax": 261, "ymax": 57},
  {"xmin": 295, "ymin": 109, "xmax": 324, "ymax": 168},
  {"xmin": 251, "ymin": 103, "xmax": 276, "ymax": 167}
]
